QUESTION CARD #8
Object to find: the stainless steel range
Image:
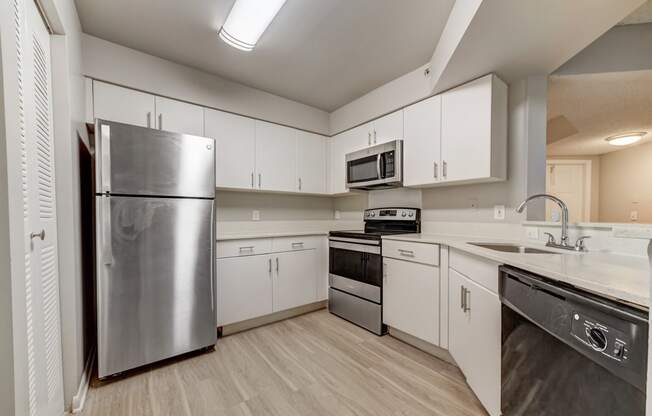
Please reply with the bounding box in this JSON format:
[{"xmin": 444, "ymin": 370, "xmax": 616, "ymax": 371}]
[{"xmin": 328, "ymin": 208, "xmax": 420, "ymax": 335}]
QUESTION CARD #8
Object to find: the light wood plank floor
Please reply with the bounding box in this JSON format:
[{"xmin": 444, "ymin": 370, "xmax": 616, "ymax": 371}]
[{"xmin": 82, "ymin": 309, "xmax": 487, "ymax": 416}]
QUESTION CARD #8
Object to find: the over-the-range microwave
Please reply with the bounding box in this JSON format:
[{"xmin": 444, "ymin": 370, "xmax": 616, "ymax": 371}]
[{"xmin": 345, "ymin": 139, "xmax": 403, "ymax": 190}]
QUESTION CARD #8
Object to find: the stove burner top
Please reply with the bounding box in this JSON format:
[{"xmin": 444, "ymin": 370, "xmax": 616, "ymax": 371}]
[{"xmin": 329, "ymin": 207, "xmax": 421, "ymax": 240}]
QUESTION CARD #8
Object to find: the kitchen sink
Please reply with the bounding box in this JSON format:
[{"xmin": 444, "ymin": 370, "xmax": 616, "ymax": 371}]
[{"xmin": 468, "ymin": 242, "xmax": 559, "ymax": 254}]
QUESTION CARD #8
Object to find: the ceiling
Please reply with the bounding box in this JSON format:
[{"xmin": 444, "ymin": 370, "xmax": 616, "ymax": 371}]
[
  {"xmin": 74, "ymin": 0, "xmax": 454, "ymax": 112},
  {"xmin": 547, "ymin": 70, "xmax": 652, "ymax": 156},
  {"xmin": 620, "ymin": 0, "xmax": 652, "ymax": 25}
]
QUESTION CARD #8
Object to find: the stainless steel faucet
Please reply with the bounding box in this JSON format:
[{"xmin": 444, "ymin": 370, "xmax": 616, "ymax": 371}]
[{"xmin": 516, "ymin": 194, "xmax": 589, "ymax": 252}]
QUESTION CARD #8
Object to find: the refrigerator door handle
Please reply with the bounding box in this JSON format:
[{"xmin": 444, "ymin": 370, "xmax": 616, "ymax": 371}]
[
  {"xmin": 101, "ymin": 123, "xmax": 111, "ymax": 193},
  {"xmin": 102, "ymin": 197, "xmax": 113, "ymax": 265}
]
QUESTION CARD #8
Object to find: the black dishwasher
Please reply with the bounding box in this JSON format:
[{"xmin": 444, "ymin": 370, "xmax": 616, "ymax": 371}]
[{"xmin": 500, "ymin": 266, "xmax": 648, "ymax": 416}]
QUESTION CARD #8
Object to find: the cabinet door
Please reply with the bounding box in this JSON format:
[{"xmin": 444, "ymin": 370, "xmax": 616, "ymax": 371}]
[
  {"xmin": 372, "ymin": 110, "xmax": 403, "ymax": 145},
  {"xmin": 205, "ymin": 109, "xmax": 256, "ymax": 189},
  {"xmin": 441, "ymin": 76, "xmax": 493, "ymax": 183},
  {"xmin": 155, "ymin": 96, "xmax": 204, "ymax": 136},
  {"xmin": 217, "ymin": 255, "xmax": 273, "ymax": 325},
  {"xmin": 328, "ymin": 124, "xmax": 368, "ymax": 194},
  {"xmin": 403, "ymin": 95, "xmax": 441, "ymax": 186},
  {"xmin": 383, "ymin": 258, "xmax": 439, "ymax": 345},
  {"xmin": 255, "ymin": 121, "xmax": 297, "ymax": 192},
  {"xmin": 274, "ymin": 250, "xmax": 318, "ymax": 312},
  {"xmin": 93, "ymin": 81, "xmax": 155, "ymax": 128},
  {"xmin": 297, "ymin": 131, "xmax": 327, "ymax": 194},
  {"xmin": 449, "ymin": 269, "xmax": 501, "ymax": 416}
]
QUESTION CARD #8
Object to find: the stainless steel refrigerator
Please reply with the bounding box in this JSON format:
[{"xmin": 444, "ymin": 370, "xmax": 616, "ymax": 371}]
[{"xmin": 94, "ymin": 119, "xmax": 217, "ymax": 378}]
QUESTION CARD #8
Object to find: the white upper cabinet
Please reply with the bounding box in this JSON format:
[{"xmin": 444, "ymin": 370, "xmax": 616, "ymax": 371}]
[
  {"xmin": 403, "ymin": 95, "xmax": 442, "ymax": 187},
  {"xmin": 297, "ymin": 131, "xmax": 327, "ymax": 194},
  {"xmin": 372, "ymin": 110, "xmax": 404, "ymax": 145},
  {"xmin": 154, "ymin": 96, "xmax": 204, "ymax": 136},
  {"xmin": 328, "ymin": 124, "xmax": 366, "ymax": 194},
  {"xmin": 255, "ymin": 121, "xmax": 297, "ymax": 192},
  {"xmin": 205, "ymin": 109, "xmax": 256, "ymax": 189},
  {"xmin": 440, "ymin": 74, "xmax": 507, "ymax": 184},
  {"xmin": 93, "ymin": 81, "xmax": 155, "ymax": 128}
]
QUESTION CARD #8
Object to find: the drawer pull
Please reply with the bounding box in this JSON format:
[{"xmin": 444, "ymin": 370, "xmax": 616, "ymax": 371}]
[
  {"xmin": 464, "ymin": 288, "xmax": 471, "ymax": 312},
  {"xmin": 239, "ymin": 246, "xmax": 255, "ymax": 252},
  {"xmin": 398, "ymin": 249, "xmax": 415, "ymax": 257}
]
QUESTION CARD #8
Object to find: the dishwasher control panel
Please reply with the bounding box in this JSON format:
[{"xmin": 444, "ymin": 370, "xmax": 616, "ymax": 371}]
[{"xmin": 571, "ymin": 312, "xmax": 630, "ymax": 362}]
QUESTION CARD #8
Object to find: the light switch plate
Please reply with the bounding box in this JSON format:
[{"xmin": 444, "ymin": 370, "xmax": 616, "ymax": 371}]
[
  {"xmin": 252, "ymin": 210, "xmax": 260, "ymax": 221},
  {"xmin": 494, "ymin": 205, "xmax": 505, "ymax": 220}
]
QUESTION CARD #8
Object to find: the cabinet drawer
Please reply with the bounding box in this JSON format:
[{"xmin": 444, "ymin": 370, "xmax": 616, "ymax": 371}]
[
  {"xmin": 217, "ymin": 238, "xmax": 272, "ymax": 258},
  {"xmin": 383, "ymin": 240, "xmax": 439, "ymax": 266},
  {"xmin": 449, "ymin": 249, "xmax": 500, "ymax": 294},
  {"xmin": 272, "ymin": 235, "xmax": 322, "ymax": 252}
]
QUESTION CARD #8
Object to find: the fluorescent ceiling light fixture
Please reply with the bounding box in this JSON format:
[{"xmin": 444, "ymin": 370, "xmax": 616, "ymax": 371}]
[
  {"xmin": 605, "ymin": 132, "xmax": 647, "ymax": 146},
  {"xmin": 218, "ymin": 0, "xmax": 287, "ymax": 51}
]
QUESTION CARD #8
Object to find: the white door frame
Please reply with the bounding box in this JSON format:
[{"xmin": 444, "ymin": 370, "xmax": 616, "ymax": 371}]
[{"xmin": 546, "ymin": 159, "xmax": 592, "ymax": 222}]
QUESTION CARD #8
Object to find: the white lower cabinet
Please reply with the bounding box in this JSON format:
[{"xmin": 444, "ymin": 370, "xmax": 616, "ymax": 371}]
[
  {"xmin": 218, "ymin": 254, "xmax": 274, "ymax": 326},
  {"xmin": 217, "ymin": 237, "xmax": 326, "ymax": 326},
  {"xmin": 448, "ymin": 268, "xmax": 501, "ymax": 416},
  {"xmin": 275, "ymin": 250, "xmax": 318, "ymax": 311},
  {"xmin": 383, "ymin": 257, "xmax": 440, "ymax": 345}
]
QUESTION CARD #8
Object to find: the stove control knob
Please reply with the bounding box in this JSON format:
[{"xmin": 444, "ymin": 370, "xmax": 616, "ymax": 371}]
[
  {"xmin": 408, "ymin": 211, "xmax": 414, "ymax": 217},
  {"xmin": 370, "ymin": 212, "xmax": 375, "ymax": 217},
  {"xmin": 401, "ymin": 211, "xmax": 407, "ymax": 217},
  {"xmin": 588, "ymin": 328, "xmax": 608, "ymax": 352}
]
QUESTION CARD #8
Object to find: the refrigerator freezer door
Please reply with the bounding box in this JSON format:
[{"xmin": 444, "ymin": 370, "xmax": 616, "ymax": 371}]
[
  {"xmin": 96, "ymin": 195, "xmax": 216, "ymax": 377},
  {"xmin": 95, "ymin": 119, "xmax": 215, "ymax": 198}
]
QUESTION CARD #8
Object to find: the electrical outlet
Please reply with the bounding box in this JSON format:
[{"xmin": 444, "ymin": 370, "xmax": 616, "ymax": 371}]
[
  {"xmin": 334, "ymin": 210, "xmax": 341, "ymax": 220},
  {"xmin": 525, "ymin": 227, "xmax": 539, "ymax": 240},
  {"xmin": 630, "ymin": 211, "xmax": 639, "ymax": 221},
  {"xmin": 252, "ymin": 210, "xmax": 260, "ymax": 221},
  {"xmin": 469, "ymin": 198, "xmax": 479, "ymax": 210},
  {"xmin": 494, "ymin": 205, "xmax": 505, "ymax": 220}
]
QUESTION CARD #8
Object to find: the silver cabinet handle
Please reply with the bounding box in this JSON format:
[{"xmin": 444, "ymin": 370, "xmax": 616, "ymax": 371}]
[
  {"xmin": 443, "ymin": 160, "xmax": 448, "ymax": 178},
  {"xmin": 269, "ymin": 258, "xmax": 272, "ymax": 273},
  {"xmin": 251, "ymin": 172, "xmax": 254, "ymax": 188},
  {"xmin": 298, "ymin": 177, "xmax": 302, "ymax": 191},
  {"xmin": 239, "ymin": 246, "xmax": 254, "ymax": 254},
  {"xmin": 30, "ymin": 229, "xmax": 45, "ymax": 240},
  {"xmin": 373, "ymin": 130, "xmax": 377, "ymax": 143},
  {"xmin": 258, "ymin": 173, "xmax": 261, "ymax": 188},
  {"xmin": 276, "ymin": 257, "xmax": 279, "ymax": 273},
  {"xmin": 398, "ymin": 249, "xmax": 414, "ymax": 257},
  {"xmin": 368, "ymin": 132, "xmax": 371, "ymax": 146},
  {"xmin": 158, "ymin": 113, "xmax": 163, "ymax": 130},
  {"xmin": 146, "ymin": 112, "xmax": 152, "ymax": 128},
  {"xmin": 291, "ymin": 242, "xmax": 304, "ymax": 248},
  {"xmin": 461, "ymin": 286, "xmax": 465, "ymax": 310},
  {"xmin": 434, "ymin": 162, "xmax": 438, "ymax": 179},
  {"xmin": 464, "ymin": 288, "xmax": 471, "ymax": 312}
]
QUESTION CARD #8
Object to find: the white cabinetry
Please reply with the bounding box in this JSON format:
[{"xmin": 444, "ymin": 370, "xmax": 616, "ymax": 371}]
[
  {"xmin": 403, "ymin": 95, "xmax": 442, "ymax": 186},
  {"xmin": 440, "ymin": 74, "xmax": 507, "ymax": 184},
  {"xmin": 297, "ymin": 131, "xmax": 327, "ymax": 194},
  {"xmin": 275, "ymin": 250, "xmax": 318, "ymax": 311},
  {"xmin": 217, "ymin": 236, "xmax": 326, "ymax": 326},
  {"xmin": 328, "ymin": 125, "xmax": 366, "ymax": 194},
  {"xmin": 372, "ymin": 110, "xmax": 404, "ymax": 145},
  {"xmin": 205, "ymin": 109, "xmax": 256, "ymax": 189},
  {"xmin": 154, "ymin": 96, "xmax": 204, "ymax": 136},
  {"xmin": 255, "ymin": 121, "xmax": 297, "ymax": 192},
  {"xmin": 93, "ymin": 81, "xmax": 155, "ymax": 128},
  {"xmin": 383, "ymin": 257, "xmax": 440, "ymax": 345},
  {"xmin": 218, "ymin": 255, "xmax": 274, "ymax": 325},
  {"xmin": 448, "ymin": 253, "xmax": 501, "ymax": 416}
]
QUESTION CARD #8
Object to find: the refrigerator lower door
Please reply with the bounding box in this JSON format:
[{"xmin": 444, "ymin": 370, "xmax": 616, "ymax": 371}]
[{"xmin": 96, "ymin": 195, "xmax": 216, "ymax": 378}]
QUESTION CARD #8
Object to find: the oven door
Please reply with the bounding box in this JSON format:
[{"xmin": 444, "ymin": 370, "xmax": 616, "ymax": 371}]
[{"xmin": 328, "ymin": 239, "xmax": 381, "ymax": 303}]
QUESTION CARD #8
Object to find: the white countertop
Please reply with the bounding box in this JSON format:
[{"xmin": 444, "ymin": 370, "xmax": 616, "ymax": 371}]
[
  {"xmin": 217, "ymin": 231, "xmax": 328, "ymax": 241},
  {"xmin": 383, "ymin": 233, "xmax": 650, "ymax": 308}
]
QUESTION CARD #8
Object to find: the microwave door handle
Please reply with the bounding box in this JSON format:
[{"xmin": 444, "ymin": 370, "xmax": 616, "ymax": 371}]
[{"xmin": 376, "ymin": 154, "xmax": 382, "ymax": 179}]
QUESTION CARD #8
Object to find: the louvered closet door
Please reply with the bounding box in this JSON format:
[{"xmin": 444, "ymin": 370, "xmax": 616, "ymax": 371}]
[{"xmin": 19, "ymin": 0, "xmax": 64, "ymax": 414}]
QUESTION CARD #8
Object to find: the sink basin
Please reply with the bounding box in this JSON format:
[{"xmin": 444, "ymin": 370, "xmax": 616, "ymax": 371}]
[{"xmin": 468, "ymin": 242, "xmax": 559, "ymax": 254}]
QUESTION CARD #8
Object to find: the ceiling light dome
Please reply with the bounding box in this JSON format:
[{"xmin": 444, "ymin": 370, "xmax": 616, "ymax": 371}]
[
  {"xmin": 605, "ymin": 132, "xmax": 647, "ymax": 146},
  {"xmin": 218, "ymin": 0, "xmax": 287, "ymax": 52}
]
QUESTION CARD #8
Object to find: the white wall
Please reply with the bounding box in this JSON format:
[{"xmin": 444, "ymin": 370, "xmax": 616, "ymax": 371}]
[{"xmin": 82, "ymin": 34, "xmax": 330, "ymax": 135}]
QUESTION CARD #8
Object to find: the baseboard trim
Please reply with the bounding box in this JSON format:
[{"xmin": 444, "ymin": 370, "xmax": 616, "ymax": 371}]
[
  {"xmin": 71, "ymin": 346, "xmax": 95, "ymax": 413},
  {"xmin": 388, "ymin": 327, "xmax": 457, "ymax": 366},
  {"xmin": 221, "ymin": 300, "xmax": 327, "ymax": 336}
]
